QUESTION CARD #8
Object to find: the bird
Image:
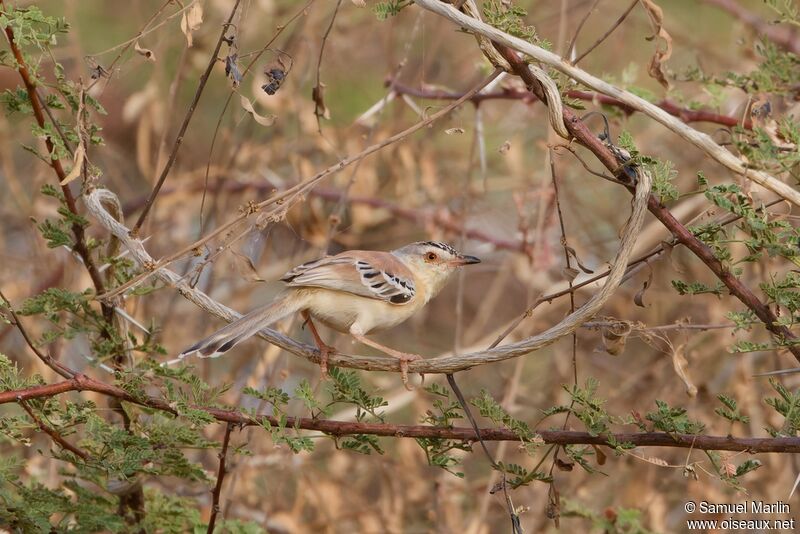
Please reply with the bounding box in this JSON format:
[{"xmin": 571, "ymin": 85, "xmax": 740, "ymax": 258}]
[{"xmin": 179, "ymin": 241, "xmax": 481, "ymax": 388}]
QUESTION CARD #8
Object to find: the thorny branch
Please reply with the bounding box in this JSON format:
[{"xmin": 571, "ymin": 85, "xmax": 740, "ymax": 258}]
[
  {"xmin": 387, "ymin": 81, "xmax": 753, "ymax": 129},
  {"xmin": 4, "ymin": 375, "xmax": 800, "ymax": 453},
  {"xmin": 490, "ymin": 45, "xmax": 800, "ymax": 363}
]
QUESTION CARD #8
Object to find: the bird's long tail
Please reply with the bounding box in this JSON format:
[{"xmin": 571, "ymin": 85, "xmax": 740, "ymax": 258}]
[{"xmin": 178, "ymin": 290, "xmax": 308, "ymax": 360}]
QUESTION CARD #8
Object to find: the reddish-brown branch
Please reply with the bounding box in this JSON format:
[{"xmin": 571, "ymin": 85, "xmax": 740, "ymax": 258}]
[
  {"xmin": 1, "ymin": 1, "xmax": 109, "ymax": 305},
  {"xmin": 4, "ymin": 376, "xmax": 800, "ymax": 453},
  {"xmin": 494, "ymin": 44, "xmax": 800, "ymax": 363},
  {"xmin": 387, "ymin": 81, "xmax": 752, "ymax": 129},
  {"xmin": 207, "ymin": 422, "xmax": 233, "ymax": 534},
  {"xmin": 19, "ymin": 400, "xmax": 89, "ymax": 460}
]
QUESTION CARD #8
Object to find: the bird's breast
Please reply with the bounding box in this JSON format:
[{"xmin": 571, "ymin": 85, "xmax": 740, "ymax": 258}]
[{"xmin": 303, "ymin": 289, "xmax": 420, "ymax": 334}]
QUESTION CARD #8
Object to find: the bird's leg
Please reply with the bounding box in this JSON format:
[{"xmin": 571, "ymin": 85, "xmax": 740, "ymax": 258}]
[
  {"xmin": 350, "ymin": 333, "xmax": 421, "ymax": 390},
  {"xmin": 301, "ymin": 311, "xmax": 335, "ymax": 378}
]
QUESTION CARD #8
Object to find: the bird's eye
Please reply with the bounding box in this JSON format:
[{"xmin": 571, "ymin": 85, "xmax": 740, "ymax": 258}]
[{"xmin": 425, "ymin": 252, "xmax": 438, "ymax": 261}]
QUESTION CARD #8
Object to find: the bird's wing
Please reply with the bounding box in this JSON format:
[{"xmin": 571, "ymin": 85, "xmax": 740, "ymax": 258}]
[{"xmin": 280, "ymin": 250, "xmax": 416, "ymax": 304}]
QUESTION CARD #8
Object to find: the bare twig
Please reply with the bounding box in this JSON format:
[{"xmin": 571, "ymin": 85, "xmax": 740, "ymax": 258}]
[
  {"xmin": 313, "ymin": 0, "xmax": 342, "ymax": 134},
  {"xmin": 573, "ymin": 0, "xmax": 639, "ymax": 64},
  {"xmin": 566, "ymin": 0, "xmax": 602, "ymax": 59},
  {"xmin": 132, "ymin": 0, "xmax": 243, "ymax": 235},
  {"xmin": 388, "ymin": 81, "xmax": 753, "ymax": 129},
  {"xmin": 207, "ymin": 422, "xmax": 234, "ymax": 534}
]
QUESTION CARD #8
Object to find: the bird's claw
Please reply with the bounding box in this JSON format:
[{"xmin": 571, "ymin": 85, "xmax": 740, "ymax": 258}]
[
  {"xmin": 397, "ymin": 353, "xmax": 422, "ymax": 391},
  {"xmin": 318, "ymin": 343, "xmax": 336, "ymax": 379}
]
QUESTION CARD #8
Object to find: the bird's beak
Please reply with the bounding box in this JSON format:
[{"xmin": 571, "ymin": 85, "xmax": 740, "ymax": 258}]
[{"xmin": 455, "ymin": 255, "xmax": 481, "ymax": 265}]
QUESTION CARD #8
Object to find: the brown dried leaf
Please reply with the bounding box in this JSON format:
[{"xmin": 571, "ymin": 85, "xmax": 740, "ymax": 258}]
[
  {"xmin": 562, "ymin": 266, "xmax": 580, "ymax": 282},
  {"xmin": 498, "ymin": 140, "xmax": 511, "ymax": 154},
  {"xmin": 591, "ymin": 445, "xmax": 607, "ymax": 466},
  {"xmin": 555, "ymin": 458, "xmax": 574, "ymax": 471},
  {"xmin": 565, "ymin": 246, "xmax": 594, "ymax": 274},
  {"xmin": 232, "ymin": 251, "xmax": 265, "ymax": 282},
  {"xmin": 313, "ymin": 83, "xmax": 331, "ymax": 120},
  {"xmin": 671, "ymin": 343, "xmax": 698, "ymax": 397},
  {"xmin": 351, "ymin": 0, "xmax": 366, "ymax": 6},
  {"xmin": 180, "ymin": 3, "xmax": 203, "ymax": 48},
  {"xmin": 60, "ymin": 143, "xmax": 85, "ymax": 185},
  {"xmin": 601, "ymin": 321, "xmax": 632, "ymax": 356},
  {"xmin": 634, "ymin": 270, "xmax": 653, "ymax": 308},
  {"xmin": 640, "ymin": 0, "xmax": 672, "ymax": 89},
  {"xmin": 134, "ymin": 41, "xmax": 155, "ymax": 62},
  {"xmin": 240, "ymin": 96, "xmax": 276, "ymax": 127},
  {"xmin": 445, "ymin": 127, "xmax": 465, "ymax": 135}
]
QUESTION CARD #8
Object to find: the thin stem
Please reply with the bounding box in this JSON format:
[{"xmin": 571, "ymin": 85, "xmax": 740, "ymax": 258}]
[
  {"xmin": 207, "ymin": 422, "xmax": 234, "ymax": 534},
  {"xmin": 572, "ymin": 0, "xmax": 639, "ymax": 65},
  {"xmin": 132, "ymin": 0, "xmax": 243, "ymax": 235}
]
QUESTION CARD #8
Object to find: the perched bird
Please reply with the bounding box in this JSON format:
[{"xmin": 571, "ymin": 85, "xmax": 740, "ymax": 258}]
[{"xmin": 180, "ymin": 241, "xmax": 481, "ymax": 387}]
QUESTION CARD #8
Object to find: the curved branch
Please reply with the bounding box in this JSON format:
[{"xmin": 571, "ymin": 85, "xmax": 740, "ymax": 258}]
[
  {"xmin": 491, "ymin": 47, "xmax": 800, "ymax": 362},
  {"xmin": 3, "ymin": 377, "xmax": 800, "ymax": 453},
  {"xmin": 84, "ymin": 136, "xmax": 650, "ymax": 374},
  {"xmin": 413, "ymin": 0, "xmax": 800, "ymax": 207}
]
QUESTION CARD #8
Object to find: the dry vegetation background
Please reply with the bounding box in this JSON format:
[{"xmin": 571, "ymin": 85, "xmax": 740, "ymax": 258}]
[{"xmin": 2, "ymin": 0, "xmax": 800, "ymax": 532}]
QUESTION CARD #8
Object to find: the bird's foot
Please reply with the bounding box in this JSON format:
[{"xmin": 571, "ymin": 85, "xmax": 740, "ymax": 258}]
[
  {"xmin": 394, "ymin": 352, "xmax": 422, "ymax": 391},
  {"xmin": 317, "ymin": 342, "xmax": 336, "ymax": 379}
]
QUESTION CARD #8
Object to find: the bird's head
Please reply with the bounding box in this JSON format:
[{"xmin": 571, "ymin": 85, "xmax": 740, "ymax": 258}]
[{"xmin": 392, "ymin": 241, "xmax": 481, "ymax": 298}]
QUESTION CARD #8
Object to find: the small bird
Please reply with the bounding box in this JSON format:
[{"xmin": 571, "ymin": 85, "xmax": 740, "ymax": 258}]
[{"xmin": 180, "ymin": 241, "xmax": 481, "ymax": 387}]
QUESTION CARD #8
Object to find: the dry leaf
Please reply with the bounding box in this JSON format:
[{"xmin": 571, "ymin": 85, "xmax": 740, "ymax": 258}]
[
  {"xmin": 312, "ymin": 82, "xmax": 331, "ymax": 120},
  {"xmin": 565, "ymin": 246, "xmax": 594, "ymax": 274},
  {"xmin": 351, "ymin": 0, "xmax": 366, "ymax": 6},
  {"xmin": 232, "ymin": 251, "xmax": 265, "ymax": 282},
  {"xmin": 591, "ymin": 445, "xmax": 607, "ymax": 466},
  {"xmin": 640, "ymin": 0, "xmax": 672, "ymax": 89},
  {"xmin": 498, "ymin": 140, "xmax": 511, "ymax": 154},
  {"xmin": 60, "ymin": 143, "xmax": 85, "ymax": 185},
  {"xmin": 601, "ymin": 321, "xmax": 632, "ymax": 356},
  {"xmin": 634, "ymin": 270, "xmax": 653, "ymax": 308},
  {"xmin": 181, "ymin": 3, "xmax": 204, "ymax": 47},
  {"xmin": 555, "ymin": 458, "xmax": 574, "ymax": 471},
  {"xmin": 240, "ymin": 95, "xmax": 276, "ymax": 127},
  {"xmin": 671, "ymin": 343, "xmax": 698, "ymax": 397},
  {"xmin": 134, "ymin": 41, "xmax": 155, "ymax": 62},
  {"xmin": 445, "ymin": 127, "xmax": 465, "ymax": 135},
  {"xmin": 562, "ymin": 266, "xmax": 579, "ymax": 282}
]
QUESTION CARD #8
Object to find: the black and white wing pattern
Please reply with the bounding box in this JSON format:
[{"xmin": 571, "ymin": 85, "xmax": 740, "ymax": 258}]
[{"xmin": 280, "ymin": 251, "xmax": 416, "ymax": 305}]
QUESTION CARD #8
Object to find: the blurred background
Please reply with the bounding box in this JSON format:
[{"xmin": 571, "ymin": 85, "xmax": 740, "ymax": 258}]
[{"xmin": 2, "ymin": 0, "xmax": 799, "ymax": 531}]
